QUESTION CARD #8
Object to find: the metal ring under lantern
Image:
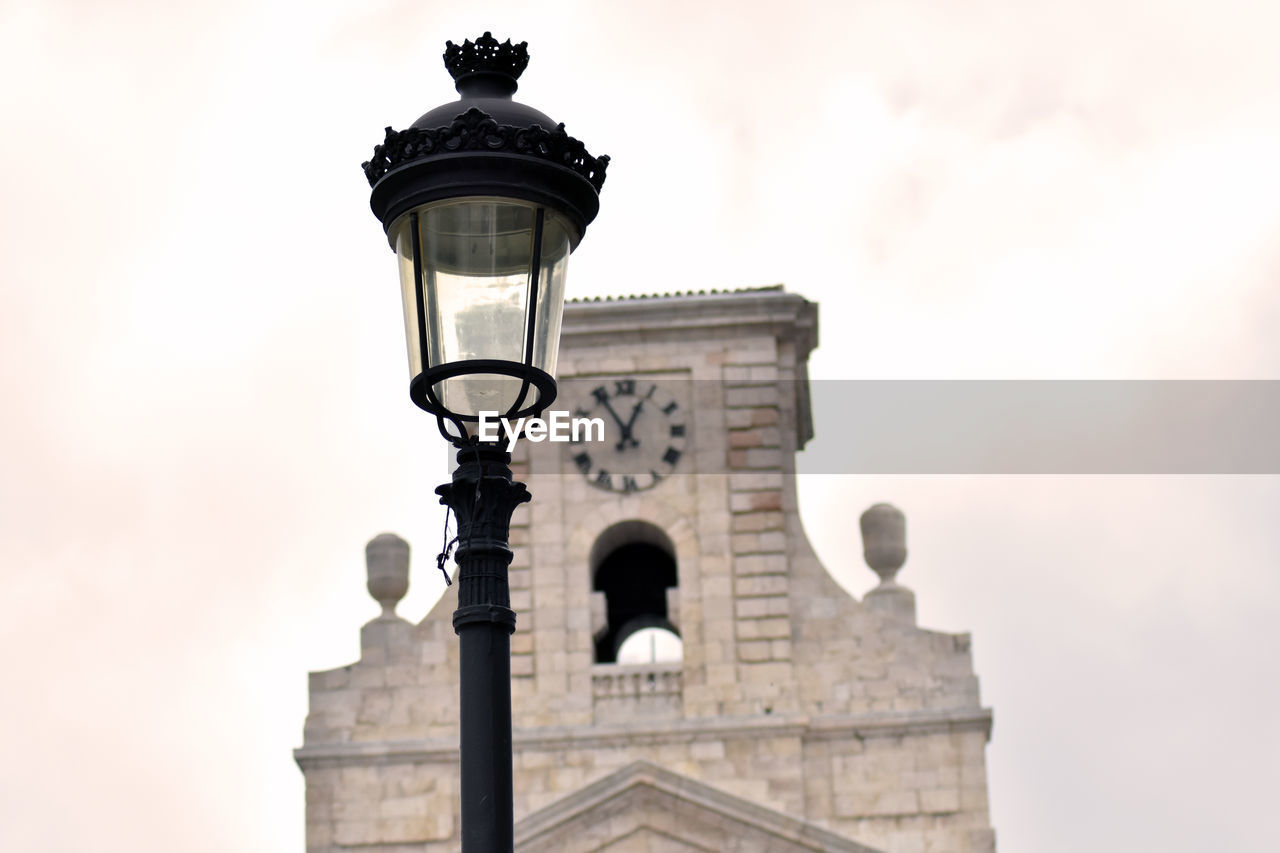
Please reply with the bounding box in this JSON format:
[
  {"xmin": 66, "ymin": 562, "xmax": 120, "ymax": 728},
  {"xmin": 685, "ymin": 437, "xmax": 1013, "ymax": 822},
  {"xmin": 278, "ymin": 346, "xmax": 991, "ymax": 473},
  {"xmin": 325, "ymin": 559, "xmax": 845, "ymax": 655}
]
[{"xmin": 363, "ymin": 33, "xmax": 608, "ymax": 444}]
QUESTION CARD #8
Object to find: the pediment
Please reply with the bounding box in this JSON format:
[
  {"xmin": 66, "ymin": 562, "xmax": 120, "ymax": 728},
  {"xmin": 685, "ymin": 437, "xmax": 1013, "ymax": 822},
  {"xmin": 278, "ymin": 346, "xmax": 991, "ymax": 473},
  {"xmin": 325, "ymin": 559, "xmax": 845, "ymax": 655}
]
[
  {"xmin": 598, "ymin": 827, "xmax": 712, "ymax": 853},
  {"xmin": 515, "ymin": 760, "xmax": 882, "ymax": 853}
]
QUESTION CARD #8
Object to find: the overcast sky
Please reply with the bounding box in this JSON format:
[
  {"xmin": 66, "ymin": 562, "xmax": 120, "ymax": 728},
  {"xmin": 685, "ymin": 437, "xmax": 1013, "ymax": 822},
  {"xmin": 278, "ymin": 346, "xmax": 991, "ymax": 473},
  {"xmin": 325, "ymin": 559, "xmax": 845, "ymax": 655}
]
[{"xmin": 1, "ymin": 1, "xmax": 1277, "ymax": 851}]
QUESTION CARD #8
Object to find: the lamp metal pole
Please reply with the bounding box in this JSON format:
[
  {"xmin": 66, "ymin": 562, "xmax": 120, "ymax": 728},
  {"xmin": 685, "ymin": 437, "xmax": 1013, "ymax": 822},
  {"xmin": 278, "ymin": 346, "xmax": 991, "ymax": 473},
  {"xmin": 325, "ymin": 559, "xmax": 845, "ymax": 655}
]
[{"xmin": 438, "ymin": 443, "xmax": 528, "ymax": 852}]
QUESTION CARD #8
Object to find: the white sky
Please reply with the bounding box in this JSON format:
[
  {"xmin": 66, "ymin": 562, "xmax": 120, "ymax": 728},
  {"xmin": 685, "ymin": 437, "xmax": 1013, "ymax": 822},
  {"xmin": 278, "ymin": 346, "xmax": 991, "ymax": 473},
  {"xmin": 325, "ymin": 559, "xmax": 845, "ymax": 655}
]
[{"xmin": 1, "ymin": 1, "xmax": 1277, "ymax": 851}]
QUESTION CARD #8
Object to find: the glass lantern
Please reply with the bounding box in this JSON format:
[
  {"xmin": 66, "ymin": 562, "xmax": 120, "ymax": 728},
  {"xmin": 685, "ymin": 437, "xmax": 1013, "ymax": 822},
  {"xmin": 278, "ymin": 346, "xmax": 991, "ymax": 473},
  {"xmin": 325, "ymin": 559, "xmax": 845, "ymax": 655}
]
[{"xmin": 390, "ymin": 197, "xmax": 577, "ymax": 423}]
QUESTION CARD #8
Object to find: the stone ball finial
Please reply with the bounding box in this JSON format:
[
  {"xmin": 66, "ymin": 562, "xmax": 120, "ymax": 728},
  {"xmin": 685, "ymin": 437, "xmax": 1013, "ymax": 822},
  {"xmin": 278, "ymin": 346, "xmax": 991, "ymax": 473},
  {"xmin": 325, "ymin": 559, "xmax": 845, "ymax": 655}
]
[
  {"xmin": 365, "ymin": 533, "xmax": 410, "ymax": 619},
  {"xmin": 860, "ymin": 503, "xmax": 907, "ymax": 584}
]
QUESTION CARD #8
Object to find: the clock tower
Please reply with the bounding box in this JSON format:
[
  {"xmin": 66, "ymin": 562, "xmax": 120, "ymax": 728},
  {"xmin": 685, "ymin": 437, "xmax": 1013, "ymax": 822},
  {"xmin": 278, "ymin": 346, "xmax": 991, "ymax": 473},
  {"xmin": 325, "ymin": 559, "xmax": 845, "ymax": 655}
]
[{"xmin": 296, "ymin": 286, "xmax": 998, "ymax": 852}]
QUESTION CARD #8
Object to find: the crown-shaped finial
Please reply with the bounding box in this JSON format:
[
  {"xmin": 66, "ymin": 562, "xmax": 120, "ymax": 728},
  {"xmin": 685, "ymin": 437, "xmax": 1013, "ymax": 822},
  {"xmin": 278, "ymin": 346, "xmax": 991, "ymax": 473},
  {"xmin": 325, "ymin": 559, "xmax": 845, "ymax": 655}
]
[{"xmin": 443, "ymin": 32, "xmax": 529, "ymax": 83}]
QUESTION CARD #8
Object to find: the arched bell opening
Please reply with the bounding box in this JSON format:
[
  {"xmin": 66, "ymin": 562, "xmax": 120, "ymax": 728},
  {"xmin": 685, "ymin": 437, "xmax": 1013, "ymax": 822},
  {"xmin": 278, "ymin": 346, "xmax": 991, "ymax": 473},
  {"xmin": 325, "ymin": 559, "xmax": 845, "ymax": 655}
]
[{"xmin": 590, "ymin": 522, "xmax": 679, "ymax": 664}]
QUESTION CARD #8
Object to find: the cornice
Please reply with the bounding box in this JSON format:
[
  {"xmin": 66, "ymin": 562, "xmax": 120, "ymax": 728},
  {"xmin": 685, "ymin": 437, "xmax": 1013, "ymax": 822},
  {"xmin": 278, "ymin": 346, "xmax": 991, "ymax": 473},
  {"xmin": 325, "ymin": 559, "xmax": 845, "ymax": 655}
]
[
  {"xmin": 294, "ymin": 707, "xmax": 992, "ymax": 770},
  {"xmin": 561, "ymin": 287, "xmax": 819, "ymax": 363}
]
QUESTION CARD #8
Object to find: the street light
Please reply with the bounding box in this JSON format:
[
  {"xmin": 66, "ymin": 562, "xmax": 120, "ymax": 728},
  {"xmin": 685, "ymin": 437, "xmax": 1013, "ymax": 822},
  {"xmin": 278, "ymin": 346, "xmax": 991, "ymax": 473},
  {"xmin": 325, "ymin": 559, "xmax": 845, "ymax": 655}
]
[{"xmin": 361, "ymin": 33, "xmax": 607, "ymax": 853}]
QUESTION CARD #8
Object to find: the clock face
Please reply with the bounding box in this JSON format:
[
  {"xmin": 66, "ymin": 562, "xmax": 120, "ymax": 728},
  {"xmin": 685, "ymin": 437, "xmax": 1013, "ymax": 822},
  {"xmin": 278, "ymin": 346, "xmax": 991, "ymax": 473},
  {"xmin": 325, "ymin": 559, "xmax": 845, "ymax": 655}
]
[{"xmin": 569, "ymin": 378, "xmax": 688, "ymax": 493}]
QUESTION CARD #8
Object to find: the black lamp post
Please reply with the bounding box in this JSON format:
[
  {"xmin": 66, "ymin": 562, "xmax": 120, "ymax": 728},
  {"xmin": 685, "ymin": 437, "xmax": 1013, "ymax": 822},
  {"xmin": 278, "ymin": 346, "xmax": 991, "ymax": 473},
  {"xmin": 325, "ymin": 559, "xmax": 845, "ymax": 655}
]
[{"xmin": 361, "ymin": 33, "xmax": 607, "ymax": 853}]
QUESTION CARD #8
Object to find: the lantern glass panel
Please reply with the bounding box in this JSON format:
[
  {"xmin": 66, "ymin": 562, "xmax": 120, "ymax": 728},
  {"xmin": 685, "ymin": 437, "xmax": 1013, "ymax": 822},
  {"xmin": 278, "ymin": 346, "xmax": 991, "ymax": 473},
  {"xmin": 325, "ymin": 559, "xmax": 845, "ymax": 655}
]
[{"xmin": 392, "ymin": 198, "xmax": 576, "ymax": 418}]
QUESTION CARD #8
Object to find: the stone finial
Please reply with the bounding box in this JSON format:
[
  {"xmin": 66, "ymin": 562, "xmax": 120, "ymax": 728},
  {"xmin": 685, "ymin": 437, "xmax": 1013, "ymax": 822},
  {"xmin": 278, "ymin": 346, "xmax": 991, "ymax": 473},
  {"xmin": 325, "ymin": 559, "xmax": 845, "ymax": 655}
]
[
  {"xmin": 365, "ymin": 533, "xmax": 410, "ymax": 619},
  {"xmin": 860, "ymin": 503, "xmax": 916, "ymax": 625},
  {"xmin": 860, "ymin": 503, "xmax": 907, "ymax": 583}
]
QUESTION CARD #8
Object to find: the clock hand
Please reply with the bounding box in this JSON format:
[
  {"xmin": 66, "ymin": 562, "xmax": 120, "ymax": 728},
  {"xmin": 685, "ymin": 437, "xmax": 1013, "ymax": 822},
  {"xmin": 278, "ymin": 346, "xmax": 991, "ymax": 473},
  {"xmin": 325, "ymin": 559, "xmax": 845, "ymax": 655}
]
[
  {"xmin": 617, "ymin": 400, "xmax": 644, "ymax": 450},
  {"xmin": 597, "ymin": 396, "xmax": 629, "ymax": 434}
]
